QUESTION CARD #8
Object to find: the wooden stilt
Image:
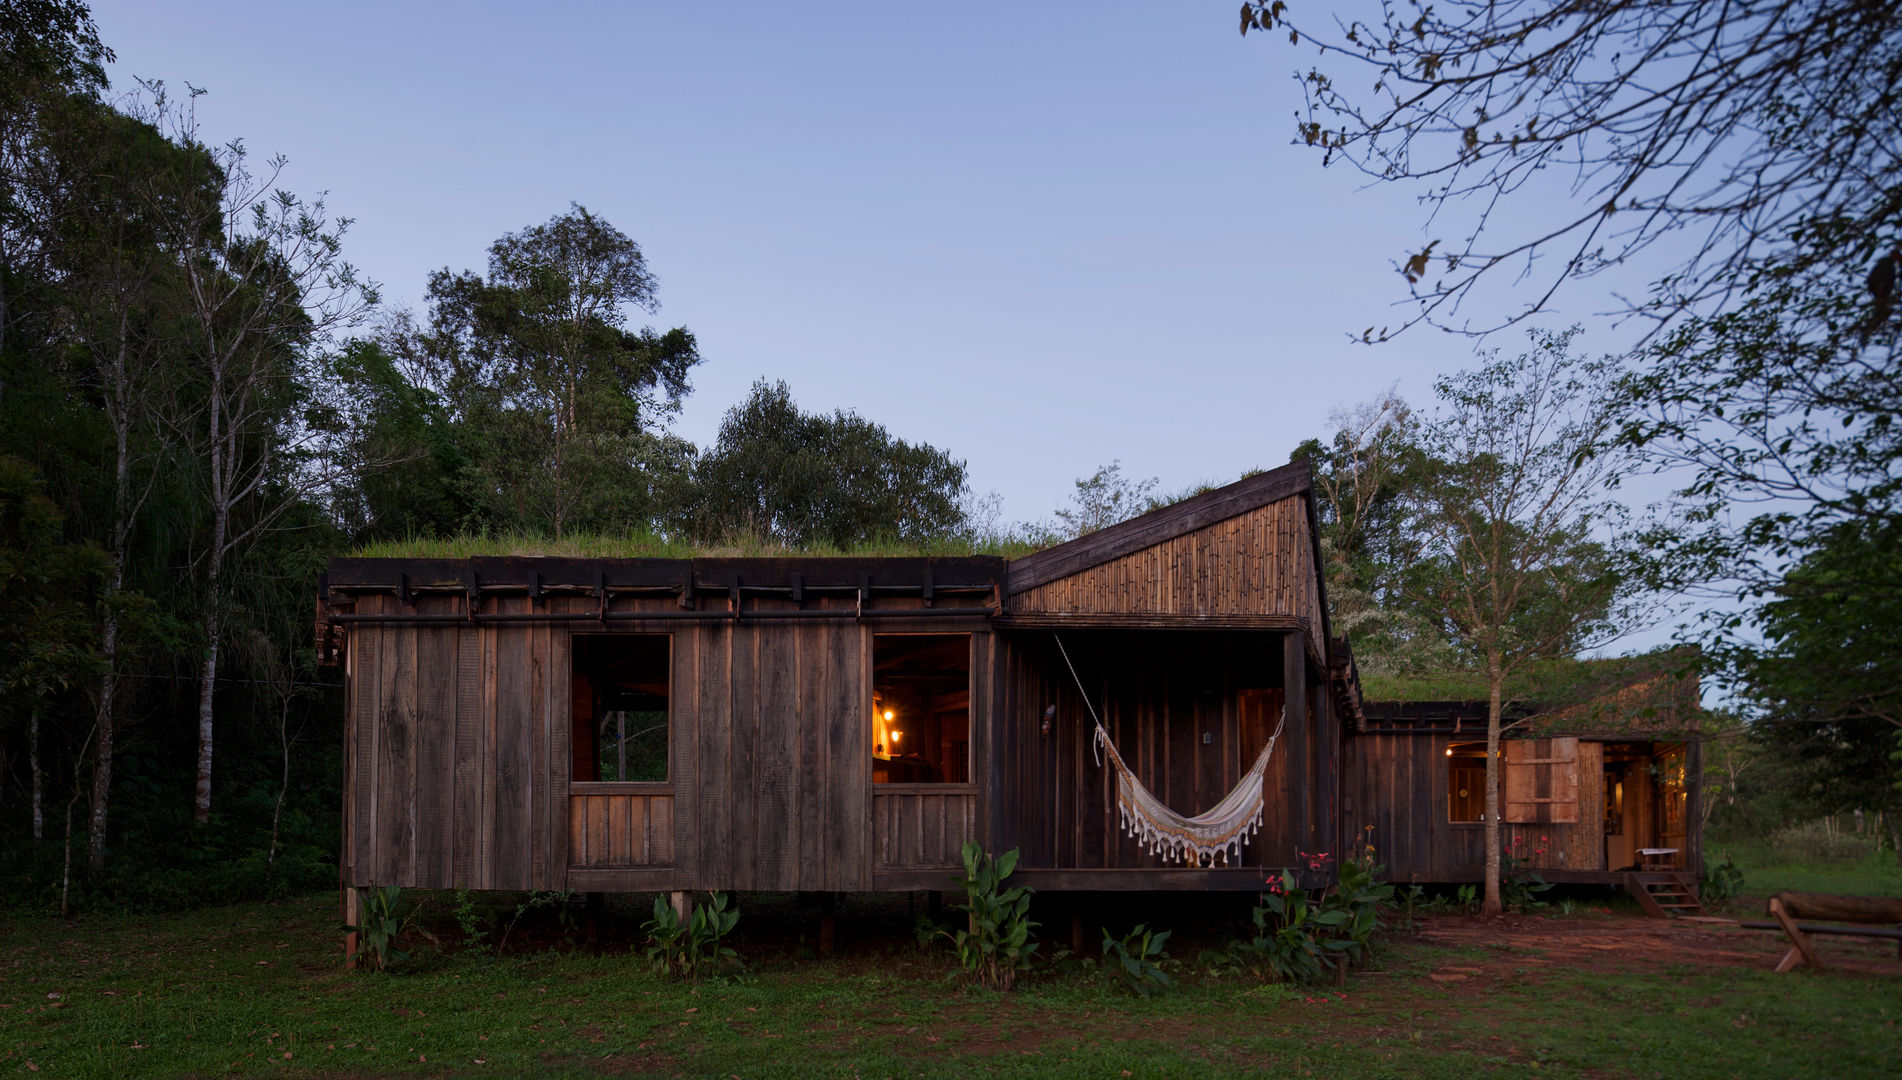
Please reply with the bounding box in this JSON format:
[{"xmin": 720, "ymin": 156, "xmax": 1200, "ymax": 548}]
[
  {"xmin": 1071, "ymin": 905, "xmax": 1086, "ymax": 956},
  {"xmin": 670, "ymin": 890, "xmax": 693, "ymax": 923},
  {"xmin": 585, "ymin": 891, "xmax": 605, "ymax": 943},
  {"xmin": 820, "ymin": 892, "xmax": 836, "ymax": 955},
  {"xmin": 342, "ymin": 884, "xmax": 361, "ymax": 968}
]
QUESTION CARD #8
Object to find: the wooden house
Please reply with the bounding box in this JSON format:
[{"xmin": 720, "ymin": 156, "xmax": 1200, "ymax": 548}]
[
  {"xmin": 1341, "ymin": 657, "xmax": 1704, "ymax": 913},
  {"xmin": 319, "ymin": 459, "xmax": 1703, "ymax": 928},
  {"xmin": 320, "ymin": 463, "xmax": 1349, "ymax": 913}
]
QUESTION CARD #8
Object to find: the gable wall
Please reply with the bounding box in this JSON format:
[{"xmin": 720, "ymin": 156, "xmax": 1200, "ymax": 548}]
[{"xmin": 1011, "ymin": 496, "xmax": 1325, "ymax": 656}]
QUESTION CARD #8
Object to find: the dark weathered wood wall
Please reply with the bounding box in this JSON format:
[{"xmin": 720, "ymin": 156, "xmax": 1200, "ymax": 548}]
[
  {"xmin": 343, "ymin": 590, "xmax": 993, "ymax": 893},
  {"xmin": 1338, "ymin": 732, "xmax": 1705, "ymax": 881},
  {"xmin": 985, "ymin": 630, "xmax": 1333, "ymax": 881}
]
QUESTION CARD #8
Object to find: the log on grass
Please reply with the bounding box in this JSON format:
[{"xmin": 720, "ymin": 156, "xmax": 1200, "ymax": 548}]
[{"xmin": 1771, "ymin": 892, "xmax": 1902, "ymax": 924}]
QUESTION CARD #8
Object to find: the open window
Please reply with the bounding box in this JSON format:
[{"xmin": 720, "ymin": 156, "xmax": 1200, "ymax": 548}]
[
  {"xmin": 571, "ymin": 634, "xmax": 670, "ymax": 783},
  {"xmin": 872, "ymin": 634, "xmax": 970, "ymax": 784},
  {"xmin": 1446, "ymin": 742, "xmax": 1489, "ymax": 822}
]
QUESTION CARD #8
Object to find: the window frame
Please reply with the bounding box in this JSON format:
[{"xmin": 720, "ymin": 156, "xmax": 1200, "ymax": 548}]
[{"xmin": 569, "ymin": 631, "xmax": 674, "ymax": 790}]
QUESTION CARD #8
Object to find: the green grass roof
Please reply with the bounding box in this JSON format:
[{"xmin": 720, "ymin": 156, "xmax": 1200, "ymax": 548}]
[{"xmin": 348, "ymin": 530, "xmax": 1045, "ymax": 561}]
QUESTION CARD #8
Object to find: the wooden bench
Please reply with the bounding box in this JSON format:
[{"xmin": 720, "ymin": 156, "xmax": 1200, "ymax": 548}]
[{"xmin": 1744, "ymin": 892, "xmax": 1902, "ymax": 972}]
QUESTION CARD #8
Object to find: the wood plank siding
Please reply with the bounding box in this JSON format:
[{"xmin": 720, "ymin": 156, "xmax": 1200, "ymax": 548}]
[{"xmin": 340, "ymin": 581, "xmax": 993, "ymax": 892}]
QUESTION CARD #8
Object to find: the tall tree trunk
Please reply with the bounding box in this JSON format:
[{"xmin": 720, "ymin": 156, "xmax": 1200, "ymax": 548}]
[
  {"xmin": 193, "ymin": 585, "xmax": 221, "ymax": 824},
  {"xmin": 89, "ymin": 385, "xmax": 130, "ymax": 864},
  {"xmin": 1483, "ymin": 661, "xmax": 1504, "ymax": 916},
  {"xmin": 29, "ymin": 705, "xmax": 43, "ymax": 842},
  {"xmin": 194, "ymin": 361, "xmax": 229, "ymax": 825},
  {"xmin": 88, "ymin": 598, "xmax": 117, "ymax": 866}
]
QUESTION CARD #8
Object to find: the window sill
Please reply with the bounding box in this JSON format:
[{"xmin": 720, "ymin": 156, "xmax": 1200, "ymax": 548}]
[
  {"xmin": 570, "ymin": 781, "xmax": 674, "ymax": 796},
  {"xmin": 874, "ymin": 782, "xmax": 979, "ymax": 795}
]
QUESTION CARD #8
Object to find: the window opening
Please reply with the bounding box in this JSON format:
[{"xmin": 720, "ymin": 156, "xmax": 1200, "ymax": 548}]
[
  {"xmin": 873, "ymin": 634, "xmax": 970, "ymax": 784},
  {"xmin": 1446, "ymin": 741, "xmax": 1489, "ymax": 822},
  {"xmin": 572, "ymin": 634, "xmax": 670, "ymax": 783}
]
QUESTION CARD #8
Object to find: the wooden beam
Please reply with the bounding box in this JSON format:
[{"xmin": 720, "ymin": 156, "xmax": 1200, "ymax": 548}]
[{"xmin": 1285, "ymin": 630, "xmax": 1310, "ymax": 856}]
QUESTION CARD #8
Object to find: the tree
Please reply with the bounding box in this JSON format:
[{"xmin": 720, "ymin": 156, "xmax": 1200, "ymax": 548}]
[
  {"xmin": 137, "ymin": 84, "xmax": 376, "ymax": 824},
  {"xmin": 1241, "ymin": 0, "xmax": 1902, "ymax": 343},
  {"xmin": 0, "ymin": 456, "xmax": 105, "ymax": 849},
  {"xmin": 411, "ymin": 205, "xmax": 701, "ymax": 539},
  {"xmin": 0, "ymin": 0, "xmax": 111, "ymax": 360},
  {"xmin": 1051, "ymin": 461, "xmax": 1158, "ymax": 540},
  {"xmin": 1401, "ymin": 329, "xmax": 1642, "ymax": 913},
  {"xmin": 1289, "ymin": 391, "xmax": 1446, "ymax": 670},
  {"xmin": 688, "ymin": 379, "xmax": 970, "ymax": 548},
  {"xmin": 1242, "ymin": 0, "xmax": 1901, "ymax": 775}
]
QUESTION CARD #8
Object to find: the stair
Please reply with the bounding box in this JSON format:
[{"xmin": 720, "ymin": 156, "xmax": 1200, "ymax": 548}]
[{"xmin": 1626, "ymin": 871, "xmax": 1707, "ymax": 918}]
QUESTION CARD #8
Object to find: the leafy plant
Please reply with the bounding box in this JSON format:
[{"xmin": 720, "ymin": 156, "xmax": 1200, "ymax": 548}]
[
  {"xmin": 642, "ymin": 891, "xmax": 740, "ymax": 980},
  {"xmin": 1100, "ymin": 923, "xmax": 1172, "ymax": 997},
  {"xmin": 451, "ymin": 882, "xmax": 488, "ymax": 949},
  {"xmin": 1456, "ymin": 883, "xmax": 1480, "ymax": 913},
  {"xmin": 1700, "ymin": 854, "xmax": 1746, "ymax": 913},
  {"xmin": 1500, "ymin": 845, "xmax": 1553, "ymax": 911},
  {"xmin": 342, "ymin": 885, "xmax": 416, "ymax": 972},
  {"xmin": 944, "ymin": 842, "xmax": 1039, "ymax": 991},
  {"xmin": 496, "ymin": 889, "xmax": 576, "ymax": 955}
]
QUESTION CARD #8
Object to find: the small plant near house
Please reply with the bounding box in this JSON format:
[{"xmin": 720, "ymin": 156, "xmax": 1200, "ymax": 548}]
[
  {"xmin": 944, "ymin": 842, "xmax": 1039, "ymax": 991},
  {"xmin": 1455, "ymin": 883, "xmax": 1480, "ymax": 913},
  {"xmin": 1100, "ymin": 923, "xmax": 1172, "ymax": 997},
  {"xmin": 495, "ymin": 889, "xmax": 578, "ymax": 955},
  {"xmin": 642, "ymin": 891, "xmax": 741, "ymax": 980},
  {"xmin": 1500, "ymin": 841, "xmax": 1554, "ymax": 911},
  {"xmin": 450, "ymin": 882, "xmax": 489, "ymax": 949},
  {"xmin": 342, "ymin": 885, "xmax": 419, "ymax": 972},
  {"xmin": 1700, "ymin": 854, "xmax": 1746, "ymax": 913},
  {"xmin": 1217, "ymin": 832, "xmax": 1394, "ymax": 985}
]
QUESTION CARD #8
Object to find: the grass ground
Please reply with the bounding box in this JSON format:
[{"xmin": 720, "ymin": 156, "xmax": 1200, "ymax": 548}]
[
  {"xmin": 1711, "ymin": 842, "xmax": 1902, "ymax": 899},
  {"xmin": 3, "ymin": 890, "xmax": 1896, "ymax": 1079}
]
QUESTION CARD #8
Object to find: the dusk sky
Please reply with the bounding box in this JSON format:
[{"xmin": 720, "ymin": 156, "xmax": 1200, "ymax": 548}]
[{"xmin": 89, "ymin": 2, "xmax": 1643, "ymax": 528}]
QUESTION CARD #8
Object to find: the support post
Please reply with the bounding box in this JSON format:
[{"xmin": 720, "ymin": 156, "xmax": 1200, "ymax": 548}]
[
  {"xmin": 1283, "ymin": 632, "xmax": 1310, "ymax": 856},
  {"xmin": 670, "ymin": 890, "xmax": 693, "ymax": 923},
  {"xmin": 1070, "ymin": 904, "xmax": 1086, "ymax": 956},
  {"xmin": 342, "ymin": 884, "xmax": 361, "ymax": 968}
]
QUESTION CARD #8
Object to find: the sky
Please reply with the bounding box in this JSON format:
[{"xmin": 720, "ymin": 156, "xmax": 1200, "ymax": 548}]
[{"xmin": 86, "ymin": 1, "xmax": 1645, "ymax": 528}]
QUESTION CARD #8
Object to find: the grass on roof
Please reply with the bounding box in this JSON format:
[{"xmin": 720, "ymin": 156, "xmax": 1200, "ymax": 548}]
[
  {"xmin": 1359, "ymin": 649, "xmax": 1697, "ymax": 706},
  {"xmin": 349, "ymin": 530, "xmax": 1047, "ymax": 561}
]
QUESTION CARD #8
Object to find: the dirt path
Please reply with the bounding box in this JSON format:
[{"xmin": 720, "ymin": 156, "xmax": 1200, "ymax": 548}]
[{"xmin": 1404, "ymin": 909, "xmax": 1902, "ymax": 980}]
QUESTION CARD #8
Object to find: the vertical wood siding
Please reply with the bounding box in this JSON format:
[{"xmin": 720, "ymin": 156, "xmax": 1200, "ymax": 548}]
[
  {"xmin": 988, "ymin": 629, "xmax": 1332, "ymax": 872},
  {"xmin": 342, "ymin": 594, "xmax": 990, "ymax": 892}
]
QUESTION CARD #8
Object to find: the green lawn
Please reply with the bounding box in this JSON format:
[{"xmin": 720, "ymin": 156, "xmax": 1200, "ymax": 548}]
[{"xmin": 2, "ymin": 894, "xmax": 1896, "ymax": 1079}]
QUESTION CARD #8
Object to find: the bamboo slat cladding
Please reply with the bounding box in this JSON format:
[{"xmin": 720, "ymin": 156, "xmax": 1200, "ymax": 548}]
[
  {"xmin": 873, "ymin": 790, "xmax": 977, "ymax": 868},
  {"xmin": 567, "ymin": 794, "xmax": 675, "ymax": 867},
  {"xmin": 1010, "ymin": 496, "xmax": 1328, "ymax": 660}
]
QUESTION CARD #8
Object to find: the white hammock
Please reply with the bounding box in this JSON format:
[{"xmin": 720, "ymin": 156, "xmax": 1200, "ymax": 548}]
[{"xmin": 1057, "ymin": 635, "xmax": 1286, "ymax": 867}]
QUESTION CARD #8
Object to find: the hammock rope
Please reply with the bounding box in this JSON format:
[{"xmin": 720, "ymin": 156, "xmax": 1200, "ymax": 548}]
[{"xmin": 1054, "ymin": 633, "xmax": 1286, "ymax": 867}]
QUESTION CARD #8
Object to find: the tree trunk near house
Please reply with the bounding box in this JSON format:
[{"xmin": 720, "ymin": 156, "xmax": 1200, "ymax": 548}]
[{"xmin": 1483, "ymin": 664, "xmax": 1504, "ymax": 916}]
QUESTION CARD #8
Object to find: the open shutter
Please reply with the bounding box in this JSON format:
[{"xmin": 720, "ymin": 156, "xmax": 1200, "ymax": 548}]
[{"xmin": 1503, "ymin": 737, "xmax": 1580, "ymax": 824}]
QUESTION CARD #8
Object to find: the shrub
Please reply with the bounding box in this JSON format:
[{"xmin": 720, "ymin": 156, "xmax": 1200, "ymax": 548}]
[
  {"xmin": 945, "ymin": 842, "xmax": 1038, "ymax": 991},
  {"xmin": 1101, "ymin": 923, "xmax": 1172, "ymax": 997},
  {"xmin": 342, "ymin": 885, "xmax": 417, "ymax": 972},
  {"xmin": 642, "ymin": 891, "xmax": 740, "ymax": 980},
  {"xmin": 1700, "ymin": 854, "xmax": 1746, "ymax": 912}
]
